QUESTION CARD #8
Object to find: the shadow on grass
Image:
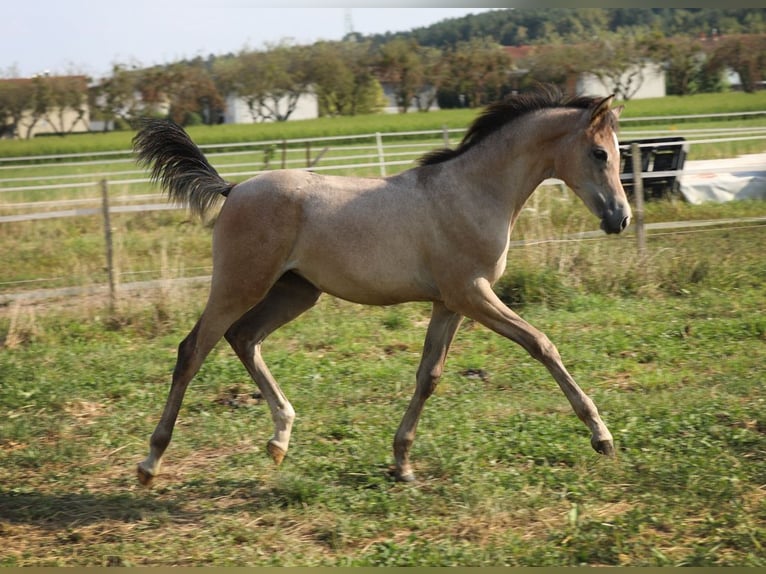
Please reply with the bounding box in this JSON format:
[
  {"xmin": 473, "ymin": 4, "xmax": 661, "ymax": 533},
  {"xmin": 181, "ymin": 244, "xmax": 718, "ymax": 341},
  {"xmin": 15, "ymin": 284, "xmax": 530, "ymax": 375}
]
[{"xmin": 0, "ymin": 489, "xmax": 181, "ymax": 529}]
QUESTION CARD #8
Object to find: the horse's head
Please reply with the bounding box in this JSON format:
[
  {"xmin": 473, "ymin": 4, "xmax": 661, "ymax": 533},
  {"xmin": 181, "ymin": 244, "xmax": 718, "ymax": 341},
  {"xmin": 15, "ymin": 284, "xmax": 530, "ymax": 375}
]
[{"xmin": 556, "ymin": 95, "xmax": 631, "ymax": 235}]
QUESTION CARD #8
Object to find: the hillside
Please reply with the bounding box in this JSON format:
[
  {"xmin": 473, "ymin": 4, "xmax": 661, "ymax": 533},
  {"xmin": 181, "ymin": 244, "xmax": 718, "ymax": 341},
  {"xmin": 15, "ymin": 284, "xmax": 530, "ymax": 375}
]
[{"xmin": 365, "ymin": 8, "xmax": 766, "ymax": 47}]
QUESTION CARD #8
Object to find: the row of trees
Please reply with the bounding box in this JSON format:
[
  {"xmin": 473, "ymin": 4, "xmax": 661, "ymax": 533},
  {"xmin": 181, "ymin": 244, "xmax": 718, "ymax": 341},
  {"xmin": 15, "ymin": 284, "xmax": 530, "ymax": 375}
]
[
  {"xmin": 88, "ymin": 31, "xmax": 763, "ymax": 127},
  {"xmin": 1, "ymin": 11, "xmax": 764, "ymax": 137},
  {"xmin": 0, "ymin": 75, "xmax": 89, "ymax": 139},
  {"xmin": 380, "ymin": 8, "xmax": 765, "ymax": 48}
]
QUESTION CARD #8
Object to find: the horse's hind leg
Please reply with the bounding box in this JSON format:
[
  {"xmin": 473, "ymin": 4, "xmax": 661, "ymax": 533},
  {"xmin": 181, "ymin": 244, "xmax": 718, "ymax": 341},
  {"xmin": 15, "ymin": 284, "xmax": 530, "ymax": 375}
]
[
  {"xmin": 137, "ymin": 304, "xmax": 245, "ymax": 485},
  {"xmin": 393, "ymin": 301, "xmax": 463, "ymax": 482},
  {"xmin": 224, "ymin": 272, "xmax": 321, "ymax": 466},
  {"xmin": 137, "ymin": 270, "xmax": 286, "ymax": 485}
]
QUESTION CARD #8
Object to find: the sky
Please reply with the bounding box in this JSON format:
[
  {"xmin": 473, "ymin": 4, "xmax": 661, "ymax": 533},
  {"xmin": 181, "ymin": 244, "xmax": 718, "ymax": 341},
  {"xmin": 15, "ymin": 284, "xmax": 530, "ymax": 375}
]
[{"xmin": 2, "ymin": 2, "xmax": 497, "ymax": 79}]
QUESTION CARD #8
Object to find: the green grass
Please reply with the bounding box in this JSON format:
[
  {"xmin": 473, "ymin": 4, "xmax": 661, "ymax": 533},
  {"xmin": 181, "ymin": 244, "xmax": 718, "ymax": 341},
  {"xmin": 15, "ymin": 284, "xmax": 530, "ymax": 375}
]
[
  {"xmin": 617, "ymin": 90, "xmax": 766, "ymax": 118},
  {"xmin": 1, "ymin": 198, "xmax": 765, "ymax": 566}
]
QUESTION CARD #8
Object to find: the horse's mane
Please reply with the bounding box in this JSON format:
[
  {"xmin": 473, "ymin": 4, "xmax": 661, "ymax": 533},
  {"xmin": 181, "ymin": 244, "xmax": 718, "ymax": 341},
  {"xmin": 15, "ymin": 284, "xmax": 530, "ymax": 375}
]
[{"xmin": 418, "ymin": 84, "xmax": 614, "ymax": 166}]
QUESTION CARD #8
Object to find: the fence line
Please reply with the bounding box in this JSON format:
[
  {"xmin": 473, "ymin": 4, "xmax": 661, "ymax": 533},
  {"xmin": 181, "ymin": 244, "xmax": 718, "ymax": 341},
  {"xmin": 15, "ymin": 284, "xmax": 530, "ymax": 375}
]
[
  {"xmin": 0, "ymin": 134, "xmax": 762, "ymax": 223},
  {"xmin": 619, "ymin": 110, "xmax": 766, "ymax": 123},
  {"xmin": 1, "ymin": 112, "xmax": 764, "ymax": 176},
  {"xmin": 1, "ymin": 117, "xmax": 764, "ymax": 304},
  {"xmin": 2, "ymin": 216, "xmax": 764, "ymax": 305},
  {"xmin": 2, "ymin": 131, "xmax": 763, "ymax": 192}
]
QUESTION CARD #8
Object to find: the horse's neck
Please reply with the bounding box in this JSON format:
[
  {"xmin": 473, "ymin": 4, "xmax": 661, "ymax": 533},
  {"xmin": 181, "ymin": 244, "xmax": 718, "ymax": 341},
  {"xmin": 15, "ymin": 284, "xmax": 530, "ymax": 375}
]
[{"xmin": 448, "ymin": 109, "xmax": 578, "ymax": 218}]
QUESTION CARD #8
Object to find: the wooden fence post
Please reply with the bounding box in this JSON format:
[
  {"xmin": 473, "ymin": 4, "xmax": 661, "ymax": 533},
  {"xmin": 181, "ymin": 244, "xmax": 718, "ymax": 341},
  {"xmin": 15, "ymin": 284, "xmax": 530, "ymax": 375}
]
[
  {"xmin": 630, "ymin": 142, "xmax": 646, "ymax": 257},
  {"xmin": 100, "ymin": 179, "xmax": 116, "ymax": 311}
]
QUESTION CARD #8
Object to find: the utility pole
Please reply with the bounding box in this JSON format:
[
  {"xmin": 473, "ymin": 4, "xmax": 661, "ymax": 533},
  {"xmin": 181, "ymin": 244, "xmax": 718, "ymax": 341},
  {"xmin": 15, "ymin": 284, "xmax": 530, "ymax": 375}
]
[{"xmin": 344, "ymin": 8, "xmax": 355, "ymax": 40}]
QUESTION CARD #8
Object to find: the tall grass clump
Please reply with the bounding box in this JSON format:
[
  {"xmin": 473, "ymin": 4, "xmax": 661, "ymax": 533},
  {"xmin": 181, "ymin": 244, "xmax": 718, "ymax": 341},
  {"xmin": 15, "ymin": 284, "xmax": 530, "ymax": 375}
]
[
  {"xmin": 496, "ymin": 228, "xmax": 763, "ymax": 306},
  {"xmin": 495, "ymin": 188, "xmax": 766, "ymax": 306}
]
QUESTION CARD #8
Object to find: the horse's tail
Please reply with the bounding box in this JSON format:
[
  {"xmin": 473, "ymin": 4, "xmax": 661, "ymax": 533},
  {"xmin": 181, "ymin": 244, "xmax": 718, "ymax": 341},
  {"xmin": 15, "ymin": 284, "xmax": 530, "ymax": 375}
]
[{"xmin": 133, "ymin": 119, "xmax": 234, "ymax": 219}]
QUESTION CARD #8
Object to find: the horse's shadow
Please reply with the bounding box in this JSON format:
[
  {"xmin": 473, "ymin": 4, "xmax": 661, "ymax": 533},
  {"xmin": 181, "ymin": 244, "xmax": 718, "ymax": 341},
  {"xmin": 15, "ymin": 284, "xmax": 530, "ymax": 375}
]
[
  {"xmin": 0, "ymin": 476, "xmax": 284, "ymax": 530},
  {"xmin": 1, "ymin": 465, "xmax": 395, "ymax": 530},
  {"xmin": 0, "ymin": 489, "xmax": 182, "ymax": 530}
]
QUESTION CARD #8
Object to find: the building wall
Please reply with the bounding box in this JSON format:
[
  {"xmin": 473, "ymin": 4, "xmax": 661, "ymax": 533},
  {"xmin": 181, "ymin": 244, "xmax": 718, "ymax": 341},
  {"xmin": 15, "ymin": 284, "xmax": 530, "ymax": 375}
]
[
  {"xmin": 224, "ymin": 92, "xmax": 319, "ymax": 123},
  {"xmin": 9, "ymin": 107, "xmax": 90, "ymax": 139},
  {"xmin": 380, "ymin": 84, "xmax": 441, "ymax": 114},
  {"xmin": 576, "ymin": 63, "xmax": 666, "ymax": 100}
]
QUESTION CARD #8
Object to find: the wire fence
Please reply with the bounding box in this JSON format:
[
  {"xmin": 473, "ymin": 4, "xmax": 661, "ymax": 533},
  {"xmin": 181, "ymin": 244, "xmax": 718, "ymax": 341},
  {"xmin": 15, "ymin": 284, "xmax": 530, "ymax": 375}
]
[{"xmin": 1, "ymin": 112, "xmax": 765, "ymax": 304}]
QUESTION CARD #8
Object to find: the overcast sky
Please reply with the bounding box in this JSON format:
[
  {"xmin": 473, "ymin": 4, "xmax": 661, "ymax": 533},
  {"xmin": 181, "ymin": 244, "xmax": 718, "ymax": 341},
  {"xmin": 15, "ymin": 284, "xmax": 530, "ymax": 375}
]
[{"xmin": 3, "ymin": 2, "xmax": 497, "ymax": 79}]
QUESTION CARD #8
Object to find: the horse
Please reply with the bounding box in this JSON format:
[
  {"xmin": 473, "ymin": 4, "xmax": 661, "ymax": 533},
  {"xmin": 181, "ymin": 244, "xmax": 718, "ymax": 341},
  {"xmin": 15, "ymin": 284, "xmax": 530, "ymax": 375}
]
[{"xmin": 132, "ymin": 84, "xmax": 631, "ymax": 485}]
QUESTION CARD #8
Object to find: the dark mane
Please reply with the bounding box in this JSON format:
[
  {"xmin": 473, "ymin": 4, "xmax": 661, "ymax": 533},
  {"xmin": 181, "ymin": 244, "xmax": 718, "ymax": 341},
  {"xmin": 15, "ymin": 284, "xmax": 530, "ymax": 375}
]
[{"xmin": 418, "ymin": 84, "xmax": 610, "ymax": 167}]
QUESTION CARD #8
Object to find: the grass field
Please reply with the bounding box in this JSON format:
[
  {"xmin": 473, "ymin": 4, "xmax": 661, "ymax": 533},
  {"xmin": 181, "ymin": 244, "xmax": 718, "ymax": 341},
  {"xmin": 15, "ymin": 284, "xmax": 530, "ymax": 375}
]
[
  {"xmin": 1, "ymin": 197, "xmax": 765, "ymax": 565},
  {"xmin": 1, "ymin": 92, "xmax": 765, "ymax": 566}
]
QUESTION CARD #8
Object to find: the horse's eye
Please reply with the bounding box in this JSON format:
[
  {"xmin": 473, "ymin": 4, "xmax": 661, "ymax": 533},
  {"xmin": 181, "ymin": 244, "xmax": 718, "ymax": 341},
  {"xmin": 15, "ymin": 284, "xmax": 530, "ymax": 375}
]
[{"xmin": 593, "ymin": 148, "xmax": 608, "ymax": 163}]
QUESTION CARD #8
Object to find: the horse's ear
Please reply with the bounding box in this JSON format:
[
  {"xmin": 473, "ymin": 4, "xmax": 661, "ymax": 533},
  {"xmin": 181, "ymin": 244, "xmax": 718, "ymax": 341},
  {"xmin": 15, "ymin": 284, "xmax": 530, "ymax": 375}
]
[{"xmin": 590, "ymin": 94, "xmax": 615, "ymax": 126}]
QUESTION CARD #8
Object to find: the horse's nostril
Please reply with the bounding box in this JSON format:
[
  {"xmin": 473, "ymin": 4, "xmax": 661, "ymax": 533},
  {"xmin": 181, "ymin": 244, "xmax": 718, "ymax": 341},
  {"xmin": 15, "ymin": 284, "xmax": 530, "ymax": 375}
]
[{"xmin": 620, "ymin": 216, "xmax": 630, "ymax": 231}]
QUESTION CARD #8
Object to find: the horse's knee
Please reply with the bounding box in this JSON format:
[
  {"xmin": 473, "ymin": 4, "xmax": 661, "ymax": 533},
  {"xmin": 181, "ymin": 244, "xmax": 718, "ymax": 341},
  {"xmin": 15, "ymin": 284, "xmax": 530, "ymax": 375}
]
[
  {"xmin": 416, "ymin": 364, "xmax": 443, "ymax": 399},
  {"xmin": 528, "ymin": 333, "xmax": 560, "ymax": 364}
]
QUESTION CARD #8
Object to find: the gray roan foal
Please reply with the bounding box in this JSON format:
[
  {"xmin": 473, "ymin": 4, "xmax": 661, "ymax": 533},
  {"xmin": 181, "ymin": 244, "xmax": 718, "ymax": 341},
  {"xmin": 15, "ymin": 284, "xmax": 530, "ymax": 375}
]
[{"xmin": 132, "ymin": 85, "xmax": 631, "ymax": 485}]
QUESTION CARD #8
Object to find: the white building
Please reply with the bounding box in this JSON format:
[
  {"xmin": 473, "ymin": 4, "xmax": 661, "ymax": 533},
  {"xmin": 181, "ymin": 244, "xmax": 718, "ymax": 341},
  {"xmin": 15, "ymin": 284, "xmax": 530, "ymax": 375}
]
[
  {"xmin": 576, "ymin": 62, "xmax": 667, "ymax": 100},
  {"xmin": 224, "ymin": 92, "xmax": 319, "ymax": 124}
]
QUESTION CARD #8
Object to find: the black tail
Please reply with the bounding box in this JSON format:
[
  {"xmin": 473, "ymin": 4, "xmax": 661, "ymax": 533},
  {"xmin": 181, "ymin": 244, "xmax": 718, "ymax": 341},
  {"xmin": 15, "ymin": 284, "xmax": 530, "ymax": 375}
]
[{"xmin": 132, "ymin": 119, "xmax": 234, "ymax": 218}]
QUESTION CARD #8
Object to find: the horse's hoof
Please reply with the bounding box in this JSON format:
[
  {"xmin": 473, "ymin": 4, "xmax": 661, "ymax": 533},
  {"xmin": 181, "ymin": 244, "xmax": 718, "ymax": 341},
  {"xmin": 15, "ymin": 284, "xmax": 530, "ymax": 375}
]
[
  {"xmin": 397, "ymin": 471, "xmax": 416, "ymax": 483},
  {"xmin": 591, "ymin": 437, "xmax": 615, "ymax": 457},
  {"xmin": 267, "ymin": 441, "xmax": 286, "ymax": 466},
  {"xmin": 136, "ymin": 463, "xmax": 155, "ymax": 486},
  {"xmin": 392, "ymin": 466, "xmax": 416, "ymax": 482}
]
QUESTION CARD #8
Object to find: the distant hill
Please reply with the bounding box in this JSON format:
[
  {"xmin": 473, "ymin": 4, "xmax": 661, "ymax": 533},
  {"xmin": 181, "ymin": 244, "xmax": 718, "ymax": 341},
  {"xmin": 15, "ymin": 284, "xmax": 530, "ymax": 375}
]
[{"xmin": 363, "ymin": 8, "xmax": 766, "ymax": 47}]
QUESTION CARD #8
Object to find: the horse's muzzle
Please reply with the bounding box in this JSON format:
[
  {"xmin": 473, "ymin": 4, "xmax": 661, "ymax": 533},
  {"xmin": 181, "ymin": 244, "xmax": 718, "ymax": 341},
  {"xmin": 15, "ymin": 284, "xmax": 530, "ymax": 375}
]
[{"xmin": 601, "ymin": 211, "xmax": 631, "ymax": 235}]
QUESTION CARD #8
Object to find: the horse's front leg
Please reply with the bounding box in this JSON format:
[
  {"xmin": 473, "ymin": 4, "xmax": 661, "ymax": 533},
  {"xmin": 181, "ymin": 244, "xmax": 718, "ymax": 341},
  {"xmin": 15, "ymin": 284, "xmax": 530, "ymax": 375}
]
[
  {"xmin": 393, "ymin": 302, "xmax": 463, "ymax": 482},
  {"xmin": 451, "ymin": 279, "xmax": 615, "ymax": 457}
]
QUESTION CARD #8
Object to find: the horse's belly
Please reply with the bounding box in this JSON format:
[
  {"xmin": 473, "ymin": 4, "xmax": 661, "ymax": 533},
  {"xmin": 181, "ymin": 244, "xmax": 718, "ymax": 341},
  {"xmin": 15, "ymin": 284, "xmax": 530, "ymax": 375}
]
[{"xmin": 292, "ymin": 253, "xmax": 438, "ymax": 306}]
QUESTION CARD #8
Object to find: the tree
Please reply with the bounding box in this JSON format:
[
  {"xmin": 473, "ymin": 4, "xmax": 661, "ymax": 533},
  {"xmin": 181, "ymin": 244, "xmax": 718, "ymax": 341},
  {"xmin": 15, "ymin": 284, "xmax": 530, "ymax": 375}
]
[
  {"xmin": 524, "ymin": 43, "xmax": 593, "ymax": 91},
  {"xmin": 309, "ymin": 41, "xmax": 383, "ymax": 117},
  {"xmin": 165, "ymin": 63, "xmax": 224, "ymax": 125},
  {"xmin": 444, "ymin": 37, "xmax": 512, "ymax": 108},
  {"xmin": 257, "ymin": 43, "xmax": 313, "ymax": 122},
  {"xmin": 89, "ymin": 64, "xmax": 144, "ymax": 131},
  {"xmin": 584, "ymin": 31, "xmax": 658, "ymax": 100},
  {"xmin": 128, "ymin": 63, "xmax": 224, "ymax": 126},
  {"xmin": 219, "ymin": 43, "xmax": 313, "ymax": 122},
  {"xmin": 377, "ymin": 38, "xmax": 425, "ymax": 113},
  {"xmin": 0, "ymin": 79, "xmax": 34, "ymax": 138},
  {"xmin": 709, "ymin": 34, "xmax": 766, "ymax": 93},
  {"xmin": 135, "ymin": 66, "xmax": 172, "ymax": 118},
  {"xmin": 651, "ymin": 36, "xmax": 719, "ymax": 95},
  {"xmin": 45, "ymin": 75, "xmax": 89, "ymax": 134},
  {"xmin": 414, "ymin": 45, "xmax": 450, "ymax": 111}
]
